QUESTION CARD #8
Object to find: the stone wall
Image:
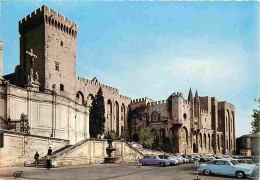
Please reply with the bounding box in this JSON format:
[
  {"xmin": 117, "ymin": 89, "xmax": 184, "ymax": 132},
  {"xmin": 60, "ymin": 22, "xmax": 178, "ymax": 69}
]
[
  {"xmin": 0, "ymin": 130, "xmax": 69, "ymax": 167},
  {"xmin": 53, "ymin": 139, "xmax": 143, "ymax": 167},
  {"xmin": 0, "ymin": 83, "xmax": 89, "ymax": 144}
]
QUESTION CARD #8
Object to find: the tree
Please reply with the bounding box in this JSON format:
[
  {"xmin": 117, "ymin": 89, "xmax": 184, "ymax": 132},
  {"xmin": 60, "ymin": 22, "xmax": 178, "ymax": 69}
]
[
  {"xmin": 138, "ymin": 128, "xmax": 153, "ymax": 149},
  {"xmin": 251, "ymin": 98, "xmax": 260, "ymax": 134},
  {"xmin": 89, "ymin": 87, "xmax": 106, "ymax": 138}
]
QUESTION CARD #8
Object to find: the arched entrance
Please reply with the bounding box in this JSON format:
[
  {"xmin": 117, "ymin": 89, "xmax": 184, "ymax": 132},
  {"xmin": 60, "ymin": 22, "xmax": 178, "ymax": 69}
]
[
  {"xmin": 193, "ymin": 143, "xmax": 198, "ymax": 153},
  {"xmin": 121, "ymin": 104, "xmax": 125, "ymax": 137},
  {"xmin": 107, "ymin": 99, "xmax": 112, "ymax": 131}
]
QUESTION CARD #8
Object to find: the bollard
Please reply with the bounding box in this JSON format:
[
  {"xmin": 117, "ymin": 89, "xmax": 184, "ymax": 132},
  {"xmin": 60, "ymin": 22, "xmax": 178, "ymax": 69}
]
[{"xmin": 194, "ymin": 160, "xmax": 201, "ymax": 180}]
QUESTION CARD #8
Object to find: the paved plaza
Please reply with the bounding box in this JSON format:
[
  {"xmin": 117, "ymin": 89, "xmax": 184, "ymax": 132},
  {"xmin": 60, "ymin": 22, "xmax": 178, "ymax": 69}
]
[{"xmin": 0, "ymin": 163, "xmax": 240, "ymax": 180}]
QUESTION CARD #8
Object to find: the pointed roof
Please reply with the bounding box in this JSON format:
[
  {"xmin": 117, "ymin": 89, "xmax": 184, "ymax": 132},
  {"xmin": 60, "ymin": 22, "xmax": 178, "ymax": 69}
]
[
  {"xmin": 195, "ymin": 89, "xmax": 200, "ymax": 102},
  {"xmin": 188, "ymin": 87, "xmax": 193, "ymax": 101}
]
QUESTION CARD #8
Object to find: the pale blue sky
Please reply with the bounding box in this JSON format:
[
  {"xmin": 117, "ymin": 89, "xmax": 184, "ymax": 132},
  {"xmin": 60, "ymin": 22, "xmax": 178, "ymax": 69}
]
[{"xmin": 1, "ymin": 1, "xmax": 259, "ymax": 137}]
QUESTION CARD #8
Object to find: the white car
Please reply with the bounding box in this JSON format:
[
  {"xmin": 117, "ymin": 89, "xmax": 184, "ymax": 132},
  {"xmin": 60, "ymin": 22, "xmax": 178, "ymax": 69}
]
[{"xmin": 199, "ymin": 159, "xmax": 254, "ymax": 179}]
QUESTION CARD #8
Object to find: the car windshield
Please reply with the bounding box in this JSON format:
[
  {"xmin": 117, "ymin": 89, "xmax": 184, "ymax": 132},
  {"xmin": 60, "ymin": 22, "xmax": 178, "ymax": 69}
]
[
  {"xmin": 144, "ymin": 156, "xmax": 152, "ymax": 159},
  {"xmin": 230, "ymin": 160, "xmax": 239, "ymax": 165},
  {"xmin": 159, "ymin": 155, "xmax": 167, "ymax": 159}
]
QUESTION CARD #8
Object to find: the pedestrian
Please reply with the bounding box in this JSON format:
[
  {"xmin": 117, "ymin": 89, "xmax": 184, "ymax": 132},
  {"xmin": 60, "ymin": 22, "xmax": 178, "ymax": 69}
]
[
  {"xmin": 47, "ymin": 147, "xmax": 52, "ymax": 156},
  {"xmin": 46, "ymin": 155, "xmax": 52, "ymax": 170},
  {"xmin": 34, "ymin": 151, "xmax": 39, "ymax": 167}
]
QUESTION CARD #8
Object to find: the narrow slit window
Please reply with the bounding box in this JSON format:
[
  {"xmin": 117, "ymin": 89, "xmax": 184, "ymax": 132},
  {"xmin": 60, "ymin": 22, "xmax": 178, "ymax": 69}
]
[
  {"xmin": 55, "ymin": 62, "xmax": 60, "ymax": 71},
  {"xmin": 60, "ymin": 84, "xmax": 64, "ymax": 91}
]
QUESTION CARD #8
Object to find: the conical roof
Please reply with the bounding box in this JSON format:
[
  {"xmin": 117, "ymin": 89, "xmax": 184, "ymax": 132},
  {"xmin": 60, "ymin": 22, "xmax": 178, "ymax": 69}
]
[
  {"xmin": 188, "ymin": 87, "xmax": 193, "ymax": 101},
  {"xmin": 195, "ymin": 89, "xmax": 200, "ymax": 102}
]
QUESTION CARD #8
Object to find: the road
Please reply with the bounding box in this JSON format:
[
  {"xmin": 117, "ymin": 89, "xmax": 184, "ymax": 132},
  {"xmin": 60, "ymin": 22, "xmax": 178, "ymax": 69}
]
[{"xmin": 0, "ymin": 163, "xmax": 243, "ymax": 180}]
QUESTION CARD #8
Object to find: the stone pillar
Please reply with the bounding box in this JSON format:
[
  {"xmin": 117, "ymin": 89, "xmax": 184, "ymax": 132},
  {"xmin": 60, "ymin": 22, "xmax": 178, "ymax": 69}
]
[{"xmin": 0, "ymin": 40, "xmax": 4, "ymax": 81}]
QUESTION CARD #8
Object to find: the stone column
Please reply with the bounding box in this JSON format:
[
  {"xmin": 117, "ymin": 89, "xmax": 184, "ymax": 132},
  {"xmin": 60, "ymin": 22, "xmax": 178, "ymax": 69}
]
[{"xmin": 0, "ymin": 40, "xmax": 4, "ymax": 81}]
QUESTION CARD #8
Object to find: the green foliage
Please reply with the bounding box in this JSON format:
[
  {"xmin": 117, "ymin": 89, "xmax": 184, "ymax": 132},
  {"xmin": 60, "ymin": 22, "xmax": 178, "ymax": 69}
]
[
  {"xmin": 131, "ymin": 105, "xmax": 146, "ymax": 119},
  {"xmin": 89, "ymin": 87, "xmax": 106, "ymax": 138},
  {"xmin": 251, "ymin": 98, "xmax": 260, "ymax": 134},
  {"xmin": 138, "ymin": 128, "xmax": 153, "ymax": 149},
  {"xmin": 127, "ymin": 105, "xmax": 146, "ymax": 139},
  {"xmin": 152, "ymin": 136, "xmax": 160, "ymax": 149},
  {"xmin": 152, "ymin": 135, "xmax": 172, "ymax": 152}
]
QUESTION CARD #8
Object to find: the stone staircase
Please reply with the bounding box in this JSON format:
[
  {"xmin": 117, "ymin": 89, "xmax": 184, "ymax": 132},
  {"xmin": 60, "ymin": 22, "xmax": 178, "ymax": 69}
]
[
  {"xmin": 26, "ymin": 144, "xmax": 73, "ymax": 168},
  {"xmin": 124, "ymin": 141, "xmax": 168, "ymax": 156},
  {"xmin": 26, "ymin": 139, "xmax": 168, "ymax": 168}
]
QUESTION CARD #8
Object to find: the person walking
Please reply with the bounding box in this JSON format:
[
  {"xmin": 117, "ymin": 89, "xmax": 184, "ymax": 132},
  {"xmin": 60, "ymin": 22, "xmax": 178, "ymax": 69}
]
[
  {"xmin": 46, "ymin": 147, "xmax": 52, "ymax": 170},
  {"xmin": 46, "ymin": 155, "xmax": 52, "ymax": 170},
  {"xmin": 34, "ymin": 151, "xmax": 39, "ymax": 167},
  {"xmin": 47, "ymin": 147, "xmax": 52, "ymax": 156}
]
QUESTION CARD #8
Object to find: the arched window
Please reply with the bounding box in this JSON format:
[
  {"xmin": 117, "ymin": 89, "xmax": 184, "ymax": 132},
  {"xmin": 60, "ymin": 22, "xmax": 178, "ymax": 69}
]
[
  {"xmin": 183, "ymin": 113, "xmax": 187, "ymax": 120},
  {"xmin": 200, "ymin": 133, "xmax": 203, "ymax": 148},
  {"xmin": 76, "ymin": 91, "xmax": 84, "ymax": 105},
  {"xmin": 107, "ymin": 99, "xmax": 113, "ymax": 131},
  {"xmin": 182, "ymin": 126, "xmax": 188, "ymax": 144},
  {"xmin": 115, "ymin": 101, "xmax": 119, "ymax": 136},
  {"xmin": 208, "ymin": 134, "xmax": 211, "ymax": 149},
  {"xmin": 204, "ymin": 133, "xmax": 207, "ymax": 149}
]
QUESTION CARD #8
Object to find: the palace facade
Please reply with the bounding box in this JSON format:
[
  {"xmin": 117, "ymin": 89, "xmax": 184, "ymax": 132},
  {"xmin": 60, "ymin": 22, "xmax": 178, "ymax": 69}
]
[{"xmin": 0, "ymin": 5, "xmax": 235, "ymax": 154}]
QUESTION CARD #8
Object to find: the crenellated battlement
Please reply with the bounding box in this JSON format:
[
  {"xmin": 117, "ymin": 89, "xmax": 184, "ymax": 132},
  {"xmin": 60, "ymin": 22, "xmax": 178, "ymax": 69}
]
[
  {"xmin": 172, "ymin": 92, "xmax": 183, "ymax": 97},
  {"xmin": 19, "ymin": 5, "xmax": 77, "ymax": 38},
  {"xmin": 131, "ymin": 97, "xmax": 146, "ymax": 103},
  {"xmin": 148, "ymin": 100, "xmax": 167, "ymax": 106},
  {"xmin": 77, "ymin": 76, "xmax": 120, "ymax": 94},
  {"xmin": 183, "ymin": 99, "xmax": 190, "ymax": 105},
  {"xmin": 130, "ymin": 97, "xmax": 153, "ymax": 104},
  {"xmin": 119, "ymin": 95, "xmax": 131, "ymax": 100}
]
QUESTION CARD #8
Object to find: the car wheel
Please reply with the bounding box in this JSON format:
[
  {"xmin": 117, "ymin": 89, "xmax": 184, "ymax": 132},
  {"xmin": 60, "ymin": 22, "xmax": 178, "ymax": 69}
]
[
  {"xmin": 204, "ymin": 169, "xmax": 211, "ymax": 175},
  {"xmin": 236, "ymin": 171, "xmax": 245, "ymax": 179},
  {"xmin": 142, "ymin": 162, "xmax": 146, "ymax": 166},
  {"xmin": 159, "ymin": 162, "xmax": 165, "ymax": 166}
]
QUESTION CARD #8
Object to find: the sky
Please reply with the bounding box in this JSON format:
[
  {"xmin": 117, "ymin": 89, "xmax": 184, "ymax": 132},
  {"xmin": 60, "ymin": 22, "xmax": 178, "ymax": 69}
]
[{"xmin": 0, "ymin": 1, "xmax": 259, "ymax": 137}]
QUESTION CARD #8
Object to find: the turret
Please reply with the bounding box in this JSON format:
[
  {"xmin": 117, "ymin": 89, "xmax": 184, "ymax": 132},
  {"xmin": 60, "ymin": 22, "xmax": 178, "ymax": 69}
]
[
  {"xmin": 188, "ymin": 87, "xmax": 193, "ymax": 101},
  {"xmin": 194, "ymin": 89, "xmax": 201, "ymax": 128},
  {"xmin": 195, "ymin": 89, "xmax": 200, "ymax": 103},
  {"xmin": 172, "ymin": 92, "xmax": 184, "ymax": 125}
]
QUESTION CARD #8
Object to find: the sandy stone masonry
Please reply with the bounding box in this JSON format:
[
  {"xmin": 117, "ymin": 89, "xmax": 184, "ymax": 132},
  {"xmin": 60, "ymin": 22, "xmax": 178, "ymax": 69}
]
[
  {"xmin": 130, "ymin": 89, "xmax": 236, "ymax": 155},
  {"xmin": 19, "ymin": 5, "xmax": 77, "ymax": 37},
  {"xmin": 0, "ymin": 5, "xmax": 235, "ymax": 156}
]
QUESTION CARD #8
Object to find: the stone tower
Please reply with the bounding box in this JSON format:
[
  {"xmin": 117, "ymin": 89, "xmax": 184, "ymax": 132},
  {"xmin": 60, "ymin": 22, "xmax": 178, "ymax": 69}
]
[
  {"xmin": 19, "ymin": 5, "xmax": 77, "ymax": 95},
  {"xmin": 171, "ymin": 92, "xmax": 184, "ymax": 153},
  {"xmin": 172, "ymin": 92, "xmax": 184, "ymax": 124}
]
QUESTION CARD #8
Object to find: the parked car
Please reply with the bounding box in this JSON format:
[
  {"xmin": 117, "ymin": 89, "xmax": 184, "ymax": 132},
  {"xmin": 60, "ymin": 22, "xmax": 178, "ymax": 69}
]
[
  {"xmin": 199, "ymin": 156, "xmax": 208, "ymax": 162},
  {"xmin": 249, "ymin": 164, "xmax": 259, "ymax": 180},
  {"xmin": 199, "ymin": 159, "xmax": 254, "ymax": 179},
  {"xmin": 191, "ymin": 155, "xmax": 200, "ymax": 162},
  {"xmin": 139, "ymin": 155, "xmax": 170, "ymax": 166},
  {"xmin": 240, "ymin": 156, "xmax": 260, "ymax": 164},
  {"xmin": 159, "ymin": 155, "xmax": 179, "ymax": 165},
  {"xmin": 236, "ymin": 159, "xmax": 254, "ymax": 164},
  {"xmin": 169, "ymin": 155, "xmax": 183, "ymax": 164}
]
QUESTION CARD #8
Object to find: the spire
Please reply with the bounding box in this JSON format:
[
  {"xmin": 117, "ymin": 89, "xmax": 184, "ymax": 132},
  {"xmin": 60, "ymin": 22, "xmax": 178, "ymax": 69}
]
[
  {"xmin": 188, "ymin": 87, "xmax": 193, "ymax": 101},
  {"xmin": 195, "ymin": 89, "xmax": 199, "ymax": 102}
]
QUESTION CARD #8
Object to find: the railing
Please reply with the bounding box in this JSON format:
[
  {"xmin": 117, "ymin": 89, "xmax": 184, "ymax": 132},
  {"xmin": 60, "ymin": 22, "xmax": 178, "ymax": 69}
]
[
  {"xmin": 123, "ymin": 141, "xmax": 144, "ymax": 156},
  {"xmin": 52, "ymin": 138, "xmax": 91, "ymax": 159}
]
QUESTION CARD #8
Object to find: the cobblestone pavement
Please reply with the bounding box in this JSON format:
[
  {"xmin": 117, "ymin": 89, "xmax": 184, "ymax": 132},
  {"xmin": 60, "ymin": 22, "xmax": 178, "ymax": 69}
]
[{"xmin": 0, "ymin": 163, "xmax": 247, "ymax": 180}]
